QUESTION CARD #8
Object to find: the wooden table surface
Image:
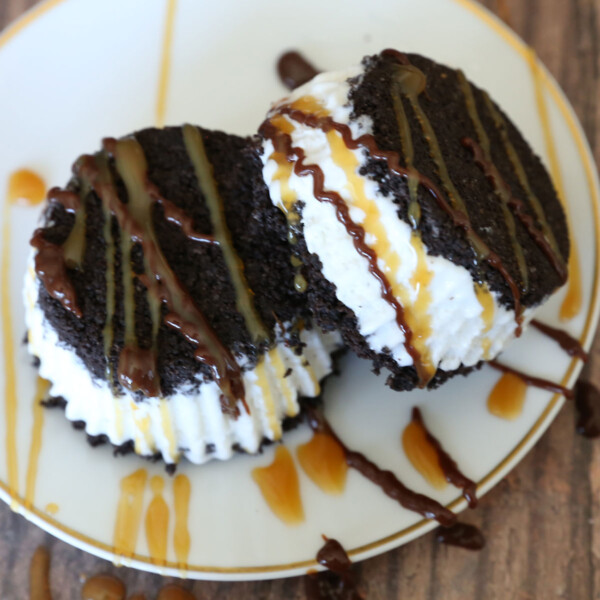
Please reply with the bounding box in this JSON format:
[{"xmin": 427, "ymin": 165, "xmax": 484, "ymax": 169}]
[{"xmin": 1, "ymin": 0, "xmax": 600, "ymax": 598}]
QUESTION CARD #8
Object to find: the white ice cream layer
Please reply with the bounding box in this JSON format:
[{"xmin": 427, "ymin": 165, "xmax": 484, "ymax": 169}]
[
  {"xmin": 261, "ymin": 67, "xmax": 536, "ymax": 374},
  {"xmin": 24, "ymin": 261, "xmax": 341, "ymax": 465}
]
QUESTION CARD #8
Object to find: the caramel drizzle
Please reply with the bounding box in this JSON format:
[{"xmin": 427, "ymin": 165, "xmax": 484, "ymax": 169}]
[
  {"xmin": 31, "ymin": 127, "xmax": 251, "ymax": 417},
  {"xmin": 260, "ymin": 119, "xmax": 426, "ymax": 384},
  {"xmin": 382, "ymin": 52, "xmax": 523, "ymax": 330},
  {"xmin": 488, "ymin": 360, "xmax": 574, "ymax": 400},
  {"xmin": 182, "ymin": 124, "xmax": 268, "ymax": 342},
  {"xmin": 456, "ymin": 69, "xmax": 529, "ymax": 290},
  {"xmin": 389, "ymin": 72, "xmax": 420, "ymax": 225},
  {"xmin": 410, "ymin": 407, "xmax": 478, "ymax": 508},
  {"xmin": 306, "ymin": 408, "xmax": 456, "ymax": 526},
  {"xmin": 461, "ymin": 136, "xmax": 568, "ymax": 284},
  {"xmin": 29, "ymin": 547, "xmax": 52, "ymax": 600},
  {"xmin": 482, "ymin": 91, "xmax": 565, "ymax": 265},
  {"xmin": 269, "ymin": 101, "xmax": 523, "ymax": 336},
  {"xmin": 34, "ymin": 132, "xmax": 247, "ymax": 413},
  {"xmin": 81, "ymin": 575, "xmax": 125, "ymax": 600}
]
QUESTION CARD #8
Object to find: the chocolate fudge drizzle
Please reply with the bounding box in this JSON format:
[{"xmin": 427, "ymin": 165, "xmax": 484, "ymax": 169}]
[
  {"xmin": 260, "ymin": 118, "xmax": 426, "ymax": 384},
  {"xmin": 575, "ymin": 380, "xmax": 600, "ymax": 438},
  {"xmin": 489, "ymin": 360, "xmax": 574, "ymax": 400},
  {"xmin": 531, "ymin": 319, "xmax": 588, "ymax": 361},
  {"xmin": 482, "ymin": 91, "xmax": 565, "ymax": 264},
  {"xmin": 306, "ymin": 536, "xmax": 363, "ymax": 600},
  {"xmin": 278, "ymin": 51, "xmax": 320, "ymax": 90},
  {"xmin": 461, "ymin": 137, "xmax": 568, "ymax": 284},
  {"xmin": 436, "ymin": 522, "xmax": 486, "ymax": 550},
  {"xmin": 31, "ymin": 189, "xmax": 83, "ymax": 318},
  {"xmin": 265, "ymin": 83, "xmax": 525, "ymax": 345},
  {"xmin": 410, "ymin": 407, "xmax": 478, "ymax": 508},
  {"xmin": 306, "ymin": 408, "xmax": 456, "ymax": 526},
  {"xmin": 31, "ymin": 128, "xmax": 262, "ymax": 414}
]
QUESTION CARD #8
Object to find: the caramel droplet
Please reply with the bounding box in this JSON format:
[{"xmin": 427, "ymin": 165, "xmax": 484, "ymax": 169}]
[
  {"xmin": 7, "ymin": 169, "xmax": 46, "ymax": 206},
  {"xmin": 157, "ymin": 585, "xmax": 195, "ymax": 600},
  {"xmin": 173, "ymin": 474, "xmax": 192, "ymax": 565},
  {"xmin": 487, "ymin": 372, "xmax": 528, "ymax": 420},
  {"xmin": 45, "ymin": 502, "xmax": 59, "ymax": 515},
  {"xmin": 252, "ymin": 445, "xmax": 304, "ymax": 525},
  {"xmin": 81, "ymin": 574, "xmax": 125, "ymax": 600},
  {"xmin": 402, "ymin": 417, "xmax": 447, "ymax": 489},
  {"xmin": 145, "ymin": 475, "xmax": 169, "ymax": 563},
  {"xmin": 297, "ymin": 432, "xmax": 347, "ymax": 495},
  {"xmin": 30, "ymin": 546, "xmax": 52, "ymax": 600}
]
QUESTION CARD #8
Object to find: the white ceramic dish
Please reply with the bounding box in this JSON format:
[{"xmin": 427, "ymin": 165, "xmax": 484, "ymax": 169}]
[{"xmin": 0, "ymin": 0, "xmax": 598, "ymax": 581}]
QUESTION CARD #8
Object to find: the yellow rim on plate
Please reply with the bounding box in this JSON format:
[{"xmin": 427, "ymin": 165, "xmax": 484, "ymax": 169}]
[{"xmin": 0, "ymin": 0, "xmax": 598, "ymax": 576}]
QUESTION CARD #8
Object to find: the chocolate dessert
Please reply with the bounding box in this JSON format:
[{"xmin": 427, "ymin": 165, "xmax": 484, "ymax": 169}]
[
  {"xmin": 260, "ymin": 49, "xmax": 569, "ymax": 391},
  {"xmin": 25, "ymin": 126, "xmax": 339, "ymax": 466}
]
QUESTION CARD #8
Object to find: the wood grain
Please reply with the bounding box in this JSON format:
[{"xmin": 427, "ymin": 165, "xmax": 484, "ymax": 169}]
[{"xmin": 1, "ymin": 0, "xmax": 599, "ymax": 598}]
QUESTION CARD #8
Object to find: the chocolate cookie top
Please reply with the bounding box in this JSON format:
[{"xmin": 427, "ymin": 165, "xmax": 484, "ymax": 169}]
[
  {"xmin": 350, "ymin": 50, "xmax": 569, "ymax": 310},
  {"xmin": 32, "ymin": 127, "xmax": 306, "ymax": 409}
]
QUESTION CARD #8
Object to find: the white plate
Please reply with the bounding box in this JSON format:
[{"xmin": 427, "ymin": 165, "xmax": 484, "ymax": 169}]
[{"xmin": 0, "ymin": 0, "xmax": 598, "ymax": 582}]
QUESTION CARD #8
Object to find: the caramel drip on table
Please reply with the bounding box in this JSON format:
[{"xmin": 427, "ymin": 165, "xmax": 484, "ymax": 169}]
[
  {"xmin": 81, "ymin": 574, "xmax": 125, "ymax": 600},
  {"xmin": 113, "ymin": 469, "xmax": 147, "ymax": 558},
  {"xmin": 435, "ymin": 522, "xmax": 485, "ymax": 550},
  {"xmin": 145, "ymin": 476, "xmax": 169, "ymax": 563},
  {"xmin": 527, "ymin": 48, "xmax": 582, "ymax": 321},
  {"xmin": 252, "ymin": 445, "xmax": 305, "ymax": 525},
  {"xmin": 487, "ymin": 371, "xmax": 528, "ymax": 420},
  {"xmin": 25, "ymin": 377, "xmax": 51, "ymax": 507},
  {"xmin": 297, "ymin": 431, "xmax": 348, "ymax": 495},
  {"xmin": 531, "ymin": 319, "xmax": 588, "ymax": 361},
  {"xmin": 29, "ymin": 547, "xmax": 52, "ymax": 600},
  {"xmin": 277, "ymin": 51, "xmax": 320, "ymax": 90},
  {"xmin": 456, "ymin": 70, "xmax": 528, "ymax": 290},
  {"xmin": 306, "ymin": 409, "xmax": 456, "ymax": 526},
  {"xmin": 173, "ymin": 474, "xmax": 191, "ymax": 566},
  {"xmin": 182, "ymin": 124, "xmax": 268, "ymax": 342},
  {"xmin": 404, "ymin": 408, "xmax": 477, "ymax": 507},
  {"xmin": 488, "ymin": 360, "xmax": 574, "ymax": 400},
  {"xmin": 157, "ymin": 585, "xmax": 195, "ymax": 600},
  {"xmin": 261, "ymin": 114, "xmax": 426, "ymax": 385}
]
